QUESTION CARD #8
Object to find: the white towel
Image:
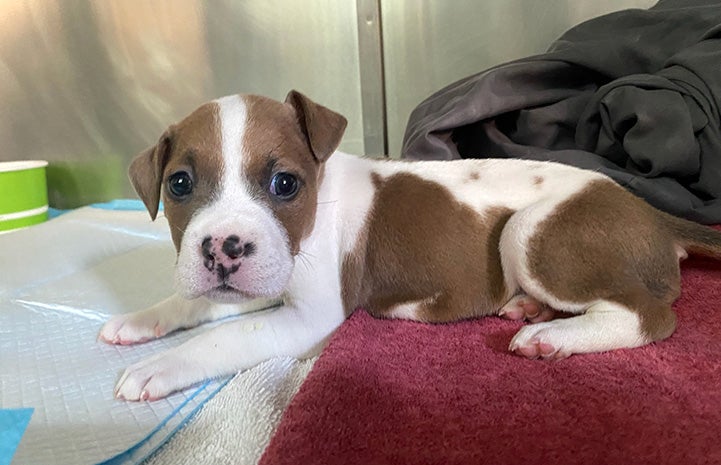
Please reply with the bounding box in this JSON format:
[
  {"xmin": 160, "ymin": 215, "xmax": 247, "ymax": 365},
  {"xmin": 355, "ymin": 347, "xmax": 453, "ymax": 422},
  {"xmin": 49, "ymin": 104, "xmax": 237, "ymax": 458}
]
[{"xmin": 145, "ymin": 356, "xmax": 316, "ymax": 465}]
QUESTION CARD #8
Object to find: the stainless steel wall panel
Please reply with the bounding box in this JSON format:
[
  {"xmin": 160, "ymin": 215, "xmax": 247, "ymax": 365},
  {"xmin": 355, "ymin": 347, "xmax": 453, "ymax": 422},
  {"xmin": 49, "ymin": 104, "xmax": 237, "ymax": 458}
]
[
  {"xmin": 201, "ymin": 1, "xmax": 363, "ymax": 152},
  {"xmin": 356, "ymin": 0, "xmax": 387, "ymax": 157}
]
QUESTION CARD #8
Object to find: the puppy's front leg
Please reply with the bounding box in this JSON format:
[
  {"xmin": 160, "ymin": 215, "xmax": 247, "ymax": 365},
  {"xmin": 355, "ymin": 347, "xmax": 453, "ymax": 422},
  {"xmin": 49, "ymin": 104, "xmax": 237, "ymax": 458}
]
[
  {"xmin": 99, "ymin": 293, "xmax": 281, "ymax": 345},
  {"xmin": 113, "ymin": 303, "xmax": 338, "ymax": 401}
]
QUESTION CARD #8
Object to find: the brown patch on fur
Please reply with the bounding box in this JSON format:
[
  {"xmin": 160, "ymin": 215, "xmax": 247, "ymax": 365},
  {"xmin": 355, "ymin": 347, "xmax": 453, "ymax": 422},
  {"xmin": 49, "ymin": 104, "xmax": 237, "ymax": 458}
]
[
  {"xmin": 466, "ymin": 171, "xmax": 480, "ymax": 182},
  {"xmin": 241, "ymin": 93, "xmax": 345, "ymax": 255},
  {"xmin": 527, "ymin": 179, "xmax": 679, "ymax": 340},
  {"xmin": 241, "ymin": 95, "xmax": 321, "ymax": 255},
  {"xmin": 342, "ymin": 172, "xmax": 514, "ymax": 322},
  {"xmin": 128, "ymin": 102, "xmax": 223, "ymax": 251},
  {"xmin": 533, "ymin": 175, "xmax": 544, "ymax": 187},
  {"xmin": 341, "ymin": 245, "xmax": 366, "ymax": 317},
  {"xmin": 285, "ymin": 90, "xmax": 347, "ymax": 163},
  {"xmin": 132, "ymin": 90, "xmax": 346, "ymax": 258}
]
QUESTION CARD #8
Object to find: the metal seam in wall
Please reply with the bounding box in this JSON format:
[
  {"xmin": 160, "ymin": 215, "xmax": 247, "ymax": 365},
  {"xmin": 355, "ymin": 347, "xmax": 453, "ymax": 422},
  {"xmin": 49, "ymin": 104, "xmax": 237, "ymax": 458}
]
[{"xmin": 356, "ymin": 0, "xmax": 388, "ymax": 157}]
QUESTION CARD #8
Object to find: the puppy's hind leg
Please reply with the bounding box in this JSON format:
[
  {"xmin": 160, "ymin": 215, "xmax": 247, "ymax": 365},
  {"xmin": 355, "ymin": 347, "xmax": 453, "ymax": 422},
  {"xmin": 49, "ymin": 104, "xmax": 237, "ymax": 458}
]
[
  {"xmin": 509, "ymin": 292, "xmax": 676, "ymax": 359},
  {"xmin": 498, "ymin": 181, "xmax": 680, "ymax": 359}
]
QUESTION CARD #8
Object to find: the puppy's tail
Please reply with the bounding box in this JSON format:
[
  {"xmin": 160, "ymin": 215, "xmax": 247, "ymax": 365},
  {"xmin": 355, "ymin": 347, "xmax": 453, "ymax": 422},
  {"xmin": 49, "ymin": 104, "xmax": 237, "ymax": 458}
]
[{"xmin": 659, "ymin": 211, "xmax": 721, "ymax": 259}]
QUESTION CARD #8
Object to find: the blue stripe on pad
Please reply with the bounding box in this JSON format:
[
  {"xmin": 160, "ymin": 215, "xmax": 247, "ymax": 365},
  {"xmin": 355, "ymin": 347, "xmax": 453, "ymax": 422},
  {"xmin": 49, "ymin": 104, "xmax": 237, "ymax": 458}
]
[
  {"xmin": 49, "ymin": 199, "xmax": 162, "ymax": 219},
  {"xmin": 0, "ymin": 408, "xmax": 34, "ymax": 465},
  {"xmin": 90, "ymin": 199, "xmax": 164, "ymax": 212}
]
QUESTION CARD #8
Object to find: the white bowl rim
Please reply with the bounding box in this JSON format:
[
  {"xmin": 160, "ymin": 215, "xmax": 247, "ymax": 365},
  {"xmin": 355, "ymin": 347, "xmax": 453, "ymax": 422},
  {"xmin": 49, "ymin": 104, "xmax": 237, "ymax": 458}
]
[{"xmin": 0, "ymin": 160, "xmax": 49, "ymax": 173}]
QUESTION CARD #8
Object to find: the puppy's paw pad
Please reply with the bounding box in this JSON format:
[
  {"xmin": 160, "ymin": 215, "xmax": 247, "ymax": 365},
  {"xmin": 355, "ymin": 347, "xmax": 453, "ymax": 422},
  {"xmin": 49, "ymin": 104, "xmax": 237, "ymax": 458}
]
[
  {"xmin": 498, "ymin": 294, "xmax": 542, "ymax": 320},
  {"xmin": 513, "ymin": 339, "xmax": 560, "ymax": 359},
  {"xmin": 500, "ymin": 295, "xmax": 556, "ymax": 323},
  {"xmin": 509, "ymin": 323, "xmax": 570, "ymax": 360}
]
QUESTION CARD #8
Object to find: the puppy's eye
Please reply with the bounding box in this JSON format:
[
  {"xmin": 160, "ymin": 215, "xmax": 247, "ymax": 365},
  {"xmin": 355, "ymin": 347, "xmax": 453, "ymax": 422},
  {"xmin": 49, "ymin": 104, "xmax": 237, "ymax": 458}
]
[
  {"xmin": 168, "ymin": 171, "xmax": 193, "ymax": 198},
  {"xmin": 269, "ymin": 172, "xmax": 299, "ymax": 200}
]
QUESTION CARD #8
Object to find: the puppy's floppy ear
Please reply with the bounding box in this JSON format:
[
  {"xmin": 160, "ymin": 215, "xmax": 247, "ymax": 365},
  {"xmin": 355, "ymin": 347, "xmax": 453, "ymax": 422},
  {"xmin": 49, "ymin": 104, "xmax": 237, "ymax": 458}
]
[
  {"xmin": 285, "ymin": 90, "xmax": 347, "ymax": 163},
  {"xmin": 128, "ymin": 130, "xmax": 173, "ymax": 220}
]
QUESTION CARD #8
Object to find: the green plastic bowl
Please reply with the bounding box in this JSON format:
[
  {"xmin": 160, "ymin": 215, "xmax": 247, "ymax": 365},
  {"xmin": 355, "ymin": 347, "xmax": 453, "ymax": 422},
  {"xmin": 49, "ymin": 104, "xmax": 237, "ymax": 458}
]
[{"xmin": 0, "ymin": 161, "xmax": 49, "ymax": 232}]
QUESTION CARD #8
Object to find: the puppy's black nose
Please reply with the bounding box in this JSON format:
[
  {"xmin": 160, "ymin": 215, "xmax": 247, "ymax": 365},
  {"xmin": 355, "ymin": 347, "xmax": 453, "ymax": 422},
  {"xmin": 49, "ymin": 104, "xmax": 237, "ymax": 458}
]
[
  {"xmin": 221, "ymin": 236, "xmax": 256, "ymax": 259},
  {"xmin": 222, "ymin": 235, "xmax": 244, "ymax": 259},
  {"xmin": 201, "ymin": 235, "xmax": 256, "ymax": 273},
  {"xmin": 202, "ymin": 236, "xmax": 215, "ymax": 271}
]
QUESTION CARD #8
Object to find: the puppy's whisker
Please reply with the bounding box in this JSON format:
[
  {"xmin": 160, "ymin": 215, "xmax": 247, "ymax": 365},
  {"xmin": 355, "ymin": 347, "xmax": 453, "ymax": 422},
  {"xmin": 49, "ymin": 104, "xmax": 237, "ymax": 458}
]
[
  {"xmin": 297, "ymin": 248, "xmax": 316, "ymax": 261},
  {"xmin": 297, "ymin": 254, "xmax": 311, "ymax": 270},
  {"xmin": 296, "ymin": 250, "xmax": 314, "ymax": 271}
]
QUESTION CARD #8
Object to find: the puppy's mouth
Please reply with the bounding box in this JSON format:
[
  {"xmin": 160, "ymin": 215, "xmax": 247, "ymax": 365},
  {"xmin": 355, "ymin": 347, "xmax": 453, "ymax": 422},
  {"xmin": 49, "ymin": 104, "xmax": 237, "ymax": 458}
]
[{"xmin": 205, "ymin": 283, "xmax": 253, "ymax": 303}]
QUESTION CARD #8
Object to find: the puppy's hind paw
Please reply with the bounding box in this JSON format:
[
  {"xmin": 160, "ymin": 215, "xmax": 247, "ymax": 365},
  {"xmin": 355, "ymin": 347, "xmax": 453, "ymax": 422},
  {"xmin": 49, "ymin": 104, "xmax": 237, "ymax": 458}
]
[
  {"xmin": 499, "ymin": 294, "xmax": 558, "ymax": 323},
  {"xmin": 508, "ymin": 322, "xmax": 571, "ymax": 360}
]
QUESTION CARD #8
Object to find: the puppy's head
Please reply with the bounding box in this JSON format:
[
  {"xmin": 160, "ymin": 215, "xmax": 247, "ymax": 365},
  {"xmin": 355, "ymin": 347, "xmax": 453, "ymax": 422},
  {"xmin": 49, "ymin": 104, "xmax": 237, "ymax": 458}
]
[{"xmin": 129, "ymin": 90, "xmax": 347, "ymax": 302}]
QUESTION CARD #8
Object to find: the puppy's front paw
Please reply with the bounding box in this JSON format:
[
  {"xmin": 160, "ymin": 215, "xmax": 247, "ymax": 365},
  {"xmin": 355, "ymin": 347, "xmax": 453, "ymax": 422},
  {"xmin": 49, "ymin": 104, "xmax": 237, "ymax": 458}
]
[
  {"xmin": 114, "ymin": 353, "xmax": 186, "ymax": 401},
  {"xmin": 508, "ymin": 322, "xmax": 571, "ymax": 360},
  {"xmin": 98, "ymin": 312, "xmax": 170, "ymax": 345}
]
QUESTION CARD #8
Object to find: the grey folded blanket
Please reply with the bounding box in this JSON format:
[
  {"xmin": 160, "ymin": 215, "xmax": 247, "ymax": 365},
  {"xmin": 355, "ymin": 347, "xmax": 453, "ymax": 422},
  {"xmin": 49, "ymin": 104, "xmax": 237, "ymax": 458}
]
[{"xmin": 402, "ymin": 0, "xmax": 721, "ymax": 224}]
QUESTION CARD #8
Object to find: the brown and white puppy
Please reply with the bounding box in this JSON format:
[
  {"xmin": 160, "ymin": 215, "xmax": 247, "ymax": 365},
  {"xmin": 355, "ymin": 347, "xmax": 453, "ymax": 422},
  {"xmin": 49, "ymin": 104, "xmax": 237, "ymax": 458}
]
[{"xmin": 99, "ymin": 90, "xmax": 721, "ymax": 401}]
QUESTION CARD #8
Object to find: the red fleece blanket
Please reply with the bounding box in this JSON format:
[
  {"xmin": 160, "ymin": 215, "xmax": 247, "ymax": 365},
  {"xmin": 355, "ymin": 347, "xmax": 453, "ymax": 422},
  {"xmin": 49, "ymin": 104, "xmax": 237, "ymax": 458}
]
[{"xmin": 261, "ymin": 256, "xmax": 721, "ymax": 465}]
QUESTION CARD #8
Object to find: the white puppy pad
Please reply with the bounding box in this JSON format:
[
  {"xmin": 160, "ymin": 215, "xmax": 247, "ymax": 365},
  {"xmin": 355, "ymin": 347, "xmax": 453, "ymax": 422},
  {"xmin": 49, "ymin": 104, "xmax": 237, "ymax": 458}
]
[{"xmin": 0, "ymin": 207, "xmax": 228, "ymax": 465}]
